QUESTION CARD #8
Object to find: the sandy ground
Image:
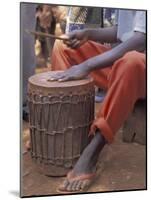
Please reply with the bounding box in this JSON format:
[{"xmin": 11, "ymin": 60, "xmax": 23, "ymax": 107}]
[{"xmin": 21, "ymin": 102, "xmax": 146, "ymax": 197}]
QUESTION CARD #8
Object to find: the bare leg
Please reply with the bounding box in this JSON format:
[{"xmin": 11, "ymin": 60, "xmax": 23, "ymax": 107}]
[{"xmin": 58, "ymin": 131, "xmax": 106, "ymax": 192}]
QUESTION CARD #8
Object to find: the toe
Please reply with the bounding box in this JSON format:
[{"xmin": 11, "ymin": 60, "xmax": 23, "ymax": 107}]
[
  {"xmin": 75, "ymin": 180, "xmax": 83, "ymax": 191},
  {"xmin": 80, "ymin": 179, "xmax": 91, "ymax": 190},
  {"xmin": 58, "ymin": 179, "xmax": 69, "ymax": 191},
  {"xmin": 71, "ymin": 181, "xmax": 79, "ymax": 191},
  {"xmin": 66, "ymin": 181, "xmax": 75, "ymax": 191}
]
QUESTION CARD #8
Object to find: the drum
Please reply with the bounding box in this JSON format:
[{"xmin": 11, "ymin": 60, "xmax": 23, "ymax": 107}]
[{"xmin": 28, "ymin": 71, "xmax": 95, "ymax": 176}]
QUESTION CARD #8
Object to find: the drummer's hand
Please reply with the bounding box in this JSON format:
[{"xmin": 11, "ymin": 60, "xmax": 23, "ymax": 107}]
[
  {"xmin": 61, "ymin": 29, "xmax": 89, "ymax": 49},
  {"xmin": 48, "ymin": 65, "xmax": 89, "ymax": 82}
]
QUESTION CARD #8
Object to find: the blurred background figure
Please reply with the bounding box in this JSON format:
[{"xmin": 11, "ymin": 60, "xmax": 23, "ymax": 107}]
[
  {"xmin": 35, "ymin": 5, "xmax": 67, "ymax": 68},
  {"xmin": 21, "ymin": 3, "xmax": 37, "ymax": 121}
]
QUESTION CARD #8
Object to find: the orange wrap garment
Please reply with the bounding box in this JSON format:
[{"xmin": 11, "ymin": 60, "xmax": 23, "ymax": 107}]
[{"xmin": 51, "ymin": 40, "xmax": 146, "ymax": 143}]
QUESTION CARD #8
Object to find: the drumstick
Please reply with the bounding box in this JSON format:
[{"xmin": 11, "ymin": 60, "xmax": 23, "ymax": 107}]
[{"xmin": 25, "ymin": 29, "xmax": 70, "ymax": 41}]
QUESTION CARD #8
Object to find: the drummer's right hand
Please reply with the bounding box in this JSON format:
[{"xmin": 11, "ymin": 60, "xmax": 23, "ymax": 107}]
[{"xmin": 62, "ymin": 29, "xmax": 89, "ymax": 49}]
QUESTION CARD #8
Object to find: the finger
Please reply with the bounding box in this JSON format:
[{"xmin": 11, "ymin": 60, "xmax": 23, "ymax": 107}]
[
  {"xmin": 63, "ymin": 31, "xmax": 79, "ymax": 45},
  {"xmin": 49, "ymin": 76, "xmax": 64, "ymax": 81},
  {"xmin": 48, "ymin": 75, "xmax": 60, "ymax": 81},
  {"xmin": 58, "ymin": 76, "xmax": 73, "ymax": 82},
  {"xmin": 66, "ymin": 38, "xmax": 78, "ymax": 48},
  {"xmin": 74, "ymin": 38, "xmax": 87, "ymax": 49},
  {"xmin": 70, "ymin": 40, "xmax": 81, "ymax": 49},
  {"xmin": 48, "ymin": 72, "xmax": 65, "ymax": 81},
  {"xmin": 69, "ymin": 38, "xmax": 78, "ymax": 45},
  {"xmin": 64, "ymin": 40, "xmax": 72, "ymax": 46}
]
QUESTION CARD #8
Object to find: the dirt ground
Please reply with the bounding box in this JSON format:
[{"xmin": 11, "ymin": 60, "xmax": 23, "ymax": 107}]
[{"xmin": 21, "ymin": 102, "xmax": 146, "ymax": 197}]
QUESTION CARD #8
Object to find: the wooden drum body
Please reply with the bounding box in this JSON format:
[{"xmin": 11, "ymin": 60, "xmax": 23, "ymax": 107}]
[{"xmin": 28, "ymin": 71, "xmax": 94, "ymax": 176}]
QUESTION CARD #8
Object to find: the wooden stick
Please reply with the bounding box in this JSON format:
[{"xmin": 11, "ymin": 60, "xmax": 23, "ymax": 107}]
[{"xmin": 25, "ymin": 29, "xmax": 69, "ymax": 41}]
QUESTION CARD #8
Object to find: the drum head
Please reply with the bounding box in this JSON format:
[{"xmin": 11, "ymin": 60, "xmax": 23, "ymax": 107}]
[
  {"xmin": 28, "ymin": 71, "xmax": 94, "ymax": 95},
  {"xmin": 29, "ymin": 71, "xmax": 93, "ymax": 88}
]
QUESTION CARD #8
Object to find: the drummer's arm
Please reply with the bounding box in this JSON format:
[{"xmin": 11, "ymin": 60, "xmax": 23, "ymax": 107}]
[
  {"xmin": 49, "ymin": 32, "xmax": 145, "ymax": 82},
  {"xmin": 78, "ymin": 31, "xmax": 145, "ymax": 72},
  {"xmin": 86, "ymin": 26, "xmax": 118, "ymax": 43},
  {"xmin": 64, "ymin": 26, "xmax": 118, "ymax": 48}
]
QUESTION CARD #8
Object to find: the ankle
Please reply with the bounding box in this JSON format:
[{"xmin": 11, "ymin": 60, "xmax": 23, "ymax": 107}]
[
  {"xmin": 95, "ymin": 131, "xmax": 106, "ymax": 145},
  {"xmin": 80, "ymin": 132, "xmax": 106, "ymax": 161}
]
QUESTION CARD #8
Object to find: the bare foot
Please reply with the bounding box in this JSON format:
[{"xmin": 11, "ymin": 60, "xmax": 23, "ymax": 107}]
[
  {"xmin": 57, "ymin": 131, "xmax": 106, "ymax": 193},
  {"xmin": 58, "ymin": 170, "xmax": 96, "ymax": 193}
]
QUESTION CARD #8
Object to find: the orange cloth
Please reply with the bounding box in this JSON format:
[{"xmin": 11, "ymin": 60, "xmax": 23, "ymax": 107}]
[{"xmin": 51, "ymin": 40, "xmax": 146, "ymax": 143}]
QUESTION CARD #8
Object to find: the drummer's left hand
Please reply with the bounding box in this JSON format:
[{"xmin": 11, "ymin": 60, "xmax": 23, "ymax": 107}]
[{"xmin": 48, "ymin": 65, "xmax": 89, "ymax": 82}]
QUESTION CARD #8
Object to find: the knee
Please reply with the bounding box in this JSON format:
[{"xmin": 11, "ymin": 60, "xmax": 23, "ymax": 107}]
[
  {"xmin": 119, "ymin": 51, "xmax": 145, "ymax": 78},
  {"xmin": 110, "ymin": 51, "xmax": 145, "ymax": 88},
  {"xmin": 123, "ymin": 51, "xmax": 145, "ymax": 68},
  {"xmin": 123, "ymin": 50, "xmax": 139, "ymax": 60}
]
